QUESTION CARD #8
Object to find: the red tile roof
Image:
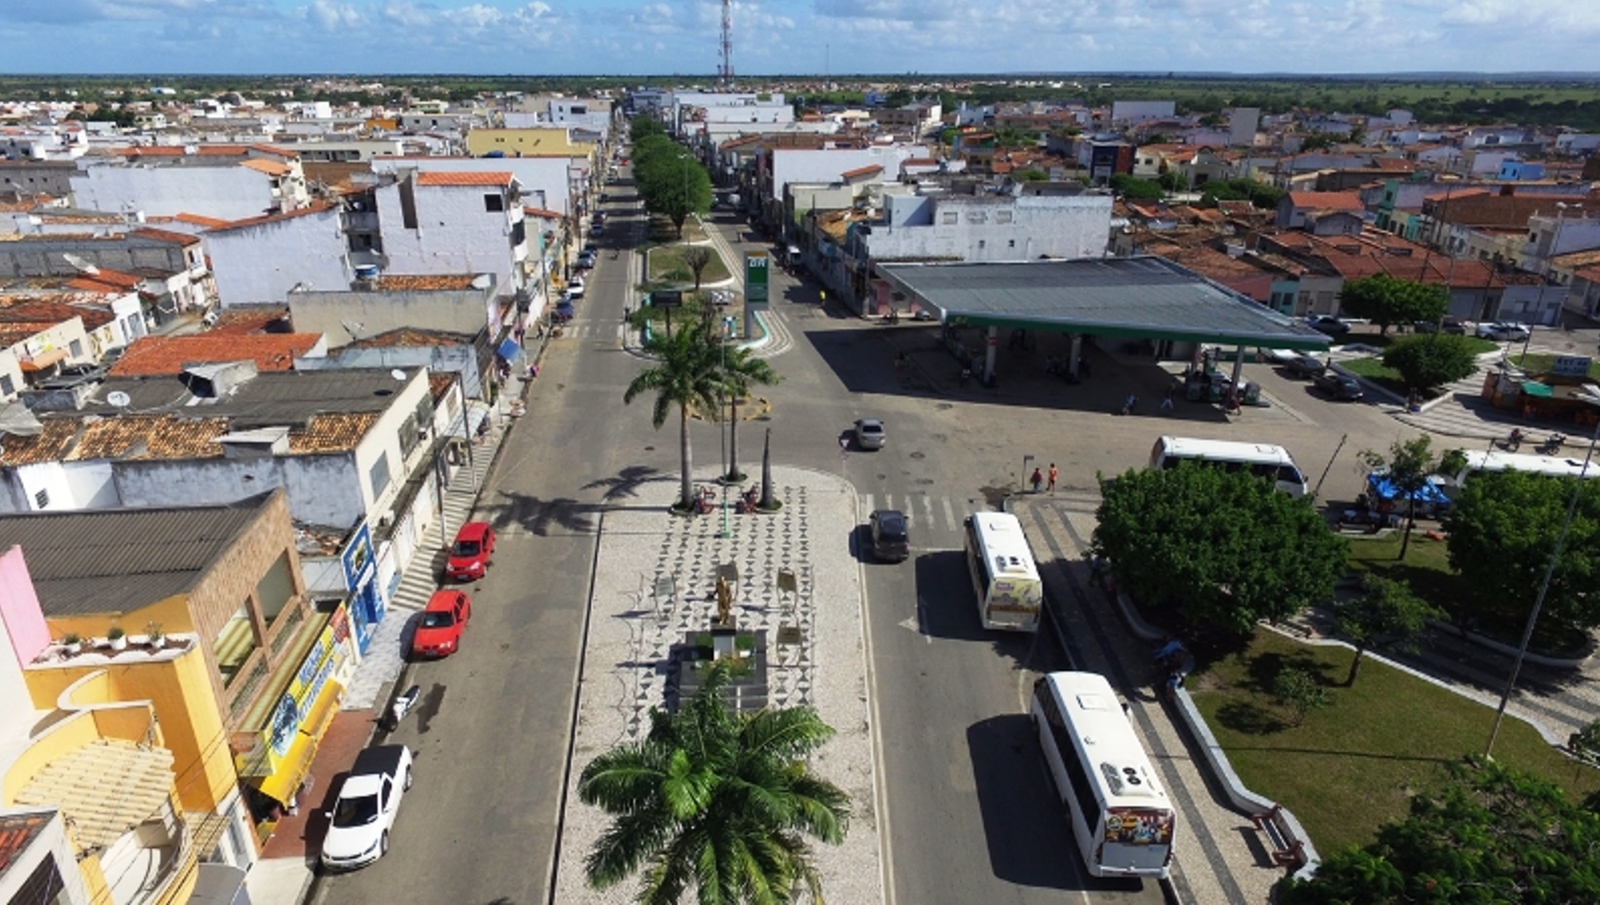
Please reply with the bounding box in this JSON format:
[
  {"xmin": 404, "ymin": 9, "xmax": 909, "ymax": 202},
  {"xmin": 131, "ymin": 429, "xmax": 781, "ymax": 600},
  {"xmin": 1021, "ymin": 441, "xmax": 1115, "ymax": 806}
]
[
  {"xmin": 67, "ymin": 268, "xmax": 143, "ymax": 292},
  {"xmin": 416, "ymin": 171, "xmax": 512, "ymax": 187},
  {"xmin": 209, "ymin": 308, "xmax": 291, "ymax": 334},
  {"xmin": 109, "ymin": 333, "xmax": 321, "ymax": 376},
  {"xmin": 840, "ymin": 164, "xmax": 884, "ymax": 180},
  {"xmin": 173, "ymin": 212, "xmax": 232, "ymax": 229},
  {"xmin": 1287, "ymin": 191, "xmax": 1364, "ymax": 211},
  {"xmin": 209, "ymin": 202, "xmax": 334, "ymax": 233},
  {"xmin": 129, "ymin": 227, "xmax": 202, "ymax": 247}
]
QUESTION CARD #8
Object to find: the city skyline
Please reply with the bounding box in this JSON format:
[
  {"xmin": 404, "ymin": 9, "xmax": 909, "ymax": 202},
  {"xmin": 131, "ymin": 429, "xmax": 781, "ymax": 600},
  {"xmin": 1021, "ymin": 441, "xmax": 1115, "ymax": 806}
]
[{"xmin": 2, "ymin": 0, "xmax": 1599, "ymax": 78}]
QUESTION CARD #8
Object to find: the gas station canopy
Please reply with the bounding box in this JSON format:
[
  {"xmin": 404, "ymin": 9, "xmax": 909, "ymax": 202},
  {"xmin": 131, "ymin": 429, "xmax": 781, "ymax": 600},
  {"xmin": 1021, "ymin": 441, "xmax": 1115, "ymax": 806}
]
[{"xmin": 876, "ymin": 256, "xmax": 1332, "ymax": 352}]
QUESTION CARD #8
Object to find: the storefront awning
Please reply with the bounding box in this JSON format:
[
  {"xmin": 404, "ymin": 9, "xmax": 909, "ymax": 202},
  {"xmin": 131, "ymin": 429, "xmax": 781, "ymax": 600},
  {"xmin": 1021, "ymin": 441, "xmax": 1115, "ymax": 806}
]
[
  {"xmin": 1520, "ymin": 380, "xmax": 1555, "ymax": 398},
  {"xmin": 247, "ymin": 679, "xmax": 342, "ymax": 804},
  {"xmin": 14, "ymin": 738, "xmax": 175, "ymax": 856}
]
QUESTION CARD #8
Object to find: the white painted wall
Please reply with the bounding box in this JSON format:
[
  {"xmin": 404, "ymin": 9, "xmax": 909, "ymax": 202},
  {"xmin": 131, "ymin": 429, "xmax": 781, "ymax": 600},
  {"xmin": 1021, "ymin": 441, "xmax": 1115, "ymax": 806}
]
[
  {"xmin": 865, "ymin": 194, "xmax": 1113, "ymax": 262},
  {"xmin": 770, "ymin": 146, "xmax": 926, "ymax": 203},
  {"xmin": 371, "ymin": 157, "xmax": 579, "ymax": 216},
  {"xmin": 205, "ymin": 207, "xmax": 350, "ymax": 306},
  {"xmin": 71, "ymin": 163, "xmax": 281, "ymax": 221},
  {"xmin": 376, "ymin": 181, "xmax": 521, "ymax": 294}
]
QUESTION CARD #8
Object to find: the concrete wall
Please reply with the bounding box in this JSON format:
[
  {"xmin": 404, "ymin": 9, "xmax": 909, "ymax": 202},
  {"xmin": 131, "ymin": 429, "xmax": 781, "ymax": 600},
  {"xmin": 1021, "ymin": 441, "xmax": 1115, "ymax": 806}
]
[
  {"xmin": 371, "ymin": 156, "xmax": 582, "ymax": 216},
  {"xmin": 353, "ymin": 370, "xmax": 435, "ymax": 520},
  {"xmin": 865, "ymin": 194, "xmax": 1112, "ymax": 262},
  {"xmin": 71, "ymin": 164, "xmax": 278, "ymax": 221},
  {"xmin": 0, "ymin": 810, "xmax": 88, "ymax": 905},
  {"xmin": 289, "ymin": 283, "xmax": 496, "ymax": 344},
  {"xmin": 112, "ymin": 454, "xmax": 367, "ymax": 529},
  {"xmin": 0, "ymin": 236, "xmax": 196, "ymax": 279},
  {"xmin": 295, "ymin": 343, "xmax": 486, "ymax": 399},
  {"xmin": 0, "ymin": 545, "xmax": 51, "ymax": 672},
  {"xmin": 1111, "ymin": 100, "xmax": 1175, "ymax": 122},
  {"xmin": 375, "ymin": 180, "xmax": 521, "ymax": 293},
  {"xmin": 770, "ymin": 146, "xmax": 924, "ymax": 204},
  {"xmin": 8, "ymin": 460, "xmax": 117, "ymax": 514},
  {"xmin": 205, "ymin": 206, "xmax": 349, "ymax": 306}
]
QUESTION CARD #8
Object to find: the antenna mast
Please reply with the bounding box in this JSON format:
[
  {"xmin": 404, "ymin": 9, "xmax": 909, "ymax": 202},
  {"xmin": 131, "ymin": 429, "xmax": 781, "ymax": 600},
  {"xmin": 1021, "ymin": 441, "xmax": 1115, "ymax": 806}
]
[{"xmin": 718, "ymin": 0, "xmax": 734, "ymax": 88}]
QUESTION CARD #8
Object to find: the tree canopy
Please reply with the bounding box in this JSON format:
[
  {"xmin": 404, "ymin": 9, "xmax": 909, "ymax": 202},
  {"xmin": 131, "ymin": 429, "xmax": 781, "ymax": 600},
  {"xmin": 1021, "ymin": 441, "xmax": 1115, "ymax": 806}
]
[
  {"xmin": 1332, "ymin": 576, "xmax": 1436, "ymax": 686},
  {"xmin": 1337, "ymin": 274, "xmax": 1449, "ymax": 335},
  {"xmin": 1381, "ymin": 334, "xmax": 1480, "ymax": 392},
  {"xmin": 1108, "ymin": 173, "xmax": 1166, "ymax": 200},
  {"xmin": 1280, "ymin": 758, "xmax": 1600, "ymax": 905},
  {"xmin": 1092, "ymin": 465, "xmax": 1348, "ymax": 635},
  {"xmin": 578, "ymin": 662, "xmax": 850, "ymax": 904},
  {"xmin": 622, "ymin": 326, "xmax": 723, "ymax": 511},
  {"xmin": 632, "ymin": 138, "xmax": 713, "ymax": 238},
  {"xmin": 1358, "ymin": 435, "xmax": 1446, "ymax": 559},
  {"xmin": 1445, "ymin": 469, "xmax": 1600, "ymax": 642}
]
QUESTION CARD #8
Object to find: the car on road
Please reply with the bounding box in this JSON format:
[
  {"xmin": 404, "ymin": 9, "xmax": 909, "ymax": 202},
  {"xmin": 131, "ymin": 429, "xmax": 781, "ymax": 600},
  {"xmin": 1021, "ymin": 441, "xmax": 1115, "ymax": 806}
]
[
  {"xmin": 594, "ymin": 211, "xmax": 608, "ymax": 224},
  {"xmin": 320, "ymin": 744, "xmax": 413, "ymax": 872},
  {"xmin": 1282, "ymin": 353, "xmax": 1327, "ymax": 379},
  {"xmin": 411, "ymin": 590, "xmax": 471, "ymax": 658},
  {"xmin": 1476, "ymin": 321, "xmax": 1531, "ymax": 341},
  {"xmin": 1314, "ymin": 367, "xmax": 1365, "ymax": 401},
  {"xmin": 576, "ymin": 252, "xmax": 596, "ymax": 270},
  {"xmin": 1305, "ymin": 314, "xmax": 1352, "ymax": 336},
  {"xmin": 853, "ymin": 418, "xmax": 886, "ymax": 450},
  {"xmin": 868, "ymin": 510, "xmax": 910, "ymax": 562},
  {"xmin": 591, "ymin": 224, "xmax": 606, "ymax": 237},
  {"xmin": 567, "ymin": 278, "xmax": 586, "ymax": 299},
  {"xmin": 444, "ymin": 521, "xmax": 495, "ymax": 582},
  {"xmin": 1416, "ymin": 316, "xmax": 1467, "ymax": 335}
]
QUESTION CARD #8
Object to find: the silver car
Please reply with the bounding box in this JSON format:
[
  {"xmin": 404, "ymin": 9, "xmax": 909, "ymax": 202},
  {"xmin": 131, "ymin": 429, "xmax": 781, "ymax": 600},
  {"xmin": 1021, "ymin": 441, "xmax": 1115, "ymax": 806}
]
[{"xmin": 854, "ymin": 418, "xmax": 886, "ymax": 450}]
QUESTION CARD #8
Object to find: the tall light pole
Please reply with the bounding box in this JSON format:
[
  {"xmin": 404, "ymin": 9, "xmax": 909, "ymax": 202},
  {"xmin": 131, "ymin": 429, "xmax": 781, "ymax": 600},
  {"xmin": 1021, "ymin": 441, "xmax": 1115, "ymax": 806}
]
[{"xmin": 1484, "ymin": 387, "xmax": 1600, "ymax": 757}]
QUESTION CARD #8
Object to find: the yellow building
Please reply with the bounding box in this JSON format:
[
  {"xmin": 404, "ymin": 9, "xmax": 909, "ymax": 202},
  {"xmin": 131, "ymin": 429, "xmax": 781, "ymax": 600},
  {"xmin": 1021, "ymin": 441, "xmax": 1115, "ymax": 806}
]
[{"xmin": 466, "ymin": 126, "xmax": 594, "ymax": 159}]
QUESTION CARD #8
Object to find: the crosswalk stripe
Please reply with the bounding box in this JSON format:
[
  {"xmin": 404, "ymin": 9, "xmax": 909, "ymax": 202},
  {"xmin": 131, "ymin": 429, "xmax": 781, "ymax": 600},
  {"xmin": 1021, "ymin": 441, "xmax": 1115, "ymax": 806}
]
[
  {"xmin": 862, "ymin": 492, "xmax": 875, "ymax": 513},
  {"xmin": 919, "ymin": 495, "xmax": 936, "ymax": 532},
  {"xmin": 942, "ymin": 497, "xmax": 959, "ymax": 532}
]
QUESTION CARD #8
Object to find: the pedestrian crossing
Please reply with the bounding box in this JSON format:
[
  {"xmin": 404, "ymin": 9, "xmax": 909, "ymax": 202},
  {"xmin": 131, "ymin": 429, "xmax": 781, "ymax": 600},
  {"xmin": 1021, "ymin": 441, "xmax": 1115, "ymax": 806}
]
[{"xmin": 858, "ymin": 491, "xmax": 978, "ymax": 540}]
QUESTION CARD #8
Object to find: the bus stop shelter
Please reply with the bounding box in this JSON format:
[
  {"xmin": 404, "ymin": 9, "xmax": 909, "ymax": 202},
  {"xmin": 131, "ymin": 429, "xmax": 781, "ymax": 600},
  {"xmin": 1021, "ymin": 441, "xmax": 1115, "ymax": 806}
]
[{"xmin": 874, "ymin": 256, "xmax": 1331, "ymax": 387}]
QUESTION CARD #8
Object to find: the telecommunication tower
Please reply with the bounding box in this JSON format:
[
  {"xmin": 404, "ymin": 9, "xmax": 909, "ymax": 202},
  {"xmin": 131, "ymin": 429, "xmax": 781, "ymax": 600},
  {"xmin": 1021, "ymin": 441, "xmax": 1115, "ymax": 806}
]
[{"xmin": 717, "ymin": 0, "xmax": 734, "ymax": 87}]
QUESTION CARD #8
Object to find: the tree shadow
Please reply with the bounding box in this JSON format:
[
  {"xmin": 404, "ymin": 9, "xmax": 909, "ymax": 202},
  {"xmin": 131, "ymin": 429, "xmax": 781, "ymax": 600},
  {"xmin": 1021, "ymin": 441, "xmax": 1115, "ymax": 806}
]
[
  {"xmin": 1242, "ymin": 648, "xmax": 1338, "ymax": 695},
  {"xmin": 485, "ymin": 489, "xmax": 601, "ymax": 536},
  {"xmin": 582, "ymin": 464, "xmax": 666, "ymax": 501},
  {"xmin": 1213, "ymin": 699, "xmax": 1290, "ymax": 736}
]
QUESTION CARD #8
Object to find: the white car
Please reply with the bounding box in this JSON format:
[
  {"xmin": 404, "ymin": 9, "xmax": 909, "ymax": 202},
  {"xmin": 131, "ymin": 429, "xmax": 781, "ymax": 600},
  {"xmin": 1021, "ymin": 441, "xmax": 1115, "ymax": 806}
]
[
  {"xmin": 321, "ymin": 745, "xmax": 413, "ymax": 872},
  {"xmin": 1476, "ymin": 322, "xmax": 1530, "ymax": 342},
  {"xmin": 853, "ymin": 418, "xmax": 886, "ymax": 450},
  {"xmin": 567, "ymin": 278, "xmax": 586, "ymax": 299}
]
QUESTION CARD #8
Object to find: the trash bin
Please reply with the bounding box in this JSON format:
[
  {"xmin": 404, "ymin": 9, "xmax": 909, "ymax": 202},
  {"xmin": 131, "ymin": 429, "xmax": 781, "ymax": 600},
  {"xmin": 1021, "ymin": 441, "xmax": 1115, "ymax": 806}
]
[{"xmin": 1243, "ymin": 381, "xmax": 1262, "ymax": 405}]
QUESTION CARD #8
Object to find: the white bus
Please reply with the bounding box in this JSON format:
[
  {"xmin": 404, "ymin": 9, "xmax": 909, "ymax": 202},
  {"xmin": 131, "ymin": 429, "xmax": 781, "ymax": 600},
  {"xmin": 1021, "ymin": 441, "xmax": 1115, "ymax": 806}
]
[
  {"xmin": 1148, "ymin": 435, "xmax": 1308, "ymax": 497},
  {"xmin": 1441, "ymin": 449, "xmax": 1600, "ymax": 492},
  {"xmin": 962, "ymin": 512, "xmax": 1043, "ymax": 632},
  {"xmin": 1031, "ymin": 671, "xmax": 1176, "ymax": 879}
]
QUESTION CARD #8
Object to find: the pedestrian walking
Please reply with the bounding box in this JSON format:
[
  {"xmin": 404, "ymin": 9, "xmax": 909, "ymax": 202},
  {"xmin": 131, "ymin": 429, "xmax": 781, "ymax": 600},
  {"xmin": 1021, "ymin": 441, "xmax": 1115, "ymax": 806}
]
[
  {"xmin": 1030, "ymin": 467, "xmax": 1043, "ymax": 494},
  {"xmin": 1047, "ymin": 463, "xmax": 1058, "ymax": 493},
  {"xmin": 1121, "ymin": 393, "xmax": 1137, "ymax": 416},
  {"xmin": 1161, "ymin": 386, "xmax": 1175, "ymax": 412}
]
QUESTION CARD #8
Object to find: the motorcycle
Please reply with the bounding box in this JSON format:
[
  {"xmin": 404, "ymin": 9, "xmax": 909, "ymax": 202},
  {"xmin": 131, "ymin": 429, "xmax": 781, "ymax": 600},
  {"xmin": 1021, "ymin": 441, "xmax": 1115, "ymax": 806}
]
[
  {"xmin": 386, "ymin": 684, "xmax": 421, "ymax": 732},
  {"xmin": 1504, "ymin": 428, "xmax": 1525, "ymax": 452},
  {"xmin": 1537, "ymin": 433, "xmax": 1566, "ymax": 455}
]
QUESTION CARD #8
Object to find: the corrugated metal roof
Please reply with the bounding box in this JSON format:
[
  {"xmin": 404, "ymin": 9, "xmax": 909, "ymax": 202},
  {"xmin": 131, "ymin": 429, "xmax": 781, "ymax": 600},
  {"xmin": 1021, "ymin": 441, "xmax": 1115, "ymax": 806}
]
[
  {"xmin": 14, "ymin": 738, "xmax": 174, "ymax": 855},
  {"xmin": 0, "ymin": 496, "xmax": 268, "ymax": 616},
  {"xmin": 876, "ymin": 256, "xmax": 1331, "ymax": 350}
]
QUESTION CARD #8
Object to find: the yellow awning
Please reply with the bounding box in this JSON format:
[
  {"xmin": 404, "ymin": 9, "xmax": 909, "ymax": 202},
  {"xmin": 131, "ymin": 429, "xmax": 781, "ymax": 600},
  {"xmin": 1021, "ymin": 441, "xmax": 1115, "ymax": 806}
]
[
  {"xmin": 14, "ymin": 738, "xmax": 175, "ymax": 856},
  {"xmin": 248, "ymin": 680, "xmax": 342, "ymax": 804}
]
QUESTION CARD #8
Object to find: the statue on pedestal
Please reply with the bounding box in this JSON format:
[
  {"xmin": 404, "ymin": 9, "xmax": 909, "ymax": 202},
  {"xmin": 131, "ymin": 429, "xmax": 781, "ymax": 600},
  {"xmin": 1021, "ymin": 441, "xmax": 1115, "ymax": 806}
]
[{"xmin": 715, "ymin": 575, "xmax": 733, "ymax": 627}]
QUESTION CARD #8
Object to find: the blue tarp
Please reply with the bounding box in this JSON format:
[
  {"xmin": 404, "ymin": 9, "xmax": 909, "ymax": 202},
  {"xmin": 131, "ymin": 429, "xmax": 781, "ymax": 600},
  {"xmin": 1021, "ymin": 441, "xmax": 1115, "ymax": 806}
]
[
  {"xmin": 1367, "ymin": 473, "xmax": 1450, "ymax": 505},
  {"xmin": 497, "ymin": 337, "xmax": 522, "ymax": 361}
]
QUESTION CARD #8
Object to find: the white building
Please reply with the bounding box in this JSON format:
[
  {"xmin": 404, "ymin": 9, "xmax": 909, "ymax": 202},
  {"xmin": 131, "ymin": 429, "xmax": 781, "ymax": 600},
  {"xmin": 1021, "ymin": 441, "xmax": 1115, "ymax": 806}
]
[
  {"xmin": 70, "ymin": 146, "xmax": 309, "ymax": 221},
  {"xmin": 768, "ymin": 144, "xmax": 928, "ymax": 210},
  {"xmin": 862, "ymin": 188, "xmax": 1113, "ymax": 263},
  {"xmin": 370, "ymin": 155, "xmax": 583, "ymax": 217},
  {"xmin": 204, "ymin": 204, "xmax": 351, "ymax": 306},
  {"xmin": 374, "ymin": 170, "xmax": 528, "ymax": 297}
]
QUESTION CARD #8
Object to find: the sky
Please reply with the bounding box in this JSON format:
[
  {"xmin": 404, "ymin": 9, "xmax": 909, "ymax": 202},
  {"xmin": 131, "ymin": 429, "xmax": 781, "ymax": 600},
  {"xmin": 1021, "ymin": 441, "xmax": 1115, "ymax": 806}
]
[{"xmin": 1, "ymin": 0, "xmax": 1598, "ymax": 77}]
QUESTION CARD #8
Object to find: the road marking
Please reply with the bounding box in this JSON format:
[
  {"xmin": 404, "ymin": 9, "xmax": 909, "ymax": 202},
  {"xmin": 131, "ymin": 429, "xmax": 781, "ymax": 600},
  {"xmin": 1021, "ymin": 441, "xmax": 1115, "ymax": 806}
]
[
  {"xmin": 942, "ymin": 497, "xmax": 959, "ymax": 532},
  {"xmin": 919, "ymin": 494, "xmax": 936, "ymax": 533},
  {"xmin": 861, "ymin": 493, "xmax": 875, "ymax": 513}
]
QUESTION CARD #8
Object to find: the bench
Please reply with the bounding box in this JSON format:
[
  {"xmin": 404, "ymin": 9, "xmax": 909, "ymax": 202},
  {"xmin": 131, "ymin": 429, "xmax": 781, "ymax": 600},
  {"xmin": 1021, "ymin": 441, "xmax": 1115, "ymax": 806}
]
[{"xmin": 1252, "ymin": 805, "xmax": 1306, "ymax": 869}]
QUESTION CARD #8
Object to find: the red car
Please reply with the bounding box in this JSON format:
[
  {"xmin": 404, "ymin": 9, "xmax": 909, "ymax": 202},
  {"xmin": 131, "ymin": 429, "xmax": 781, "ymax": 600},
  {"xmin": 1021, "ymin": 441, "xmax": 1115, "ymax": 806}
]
[
  {"xmin": 444, "ymin": 521, "xmax": 495, "ymax": 582},
  {"xmin": 411, "ymin": 590, "xmax": 470, "ymax": 659}
]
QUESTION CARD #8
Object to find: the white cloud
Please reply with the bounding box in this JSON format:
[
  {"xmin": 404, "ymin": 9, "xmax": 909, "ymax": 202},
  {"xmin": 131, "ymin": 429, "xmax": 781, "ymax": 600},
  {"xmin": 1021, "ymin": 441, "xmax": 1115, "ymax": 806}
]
[{"xmin": 306, "ymin": 0, "xmax": 363, "ymax": 29}]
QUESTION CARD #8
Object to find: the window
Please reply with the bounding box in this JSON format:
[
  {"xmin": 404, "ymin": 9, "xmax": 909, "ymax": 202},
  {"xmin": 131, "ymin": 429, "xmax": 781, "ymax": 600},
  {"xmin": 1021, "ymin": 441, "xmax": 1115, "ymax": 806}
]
[
  {"xmin": 398, "ymin": 413, "xmax": 420, "ymax": 458},
  {"xmin": 996, "ymin": 210, "xmax": 1013, "ymax": 224},
  {"xmin": 369, "ymin": 453, "xmax": 392, "ymax": 499},
  {"xmin": 1008, "ymin": 239, "xmax": 1016, "ymax": 248},
  {"xmin": 69, "ymin": 339, "xmax": 83, "ymax": 358},
  {"xmin": 33, "ymin": 488, "xmax": 48, "ymax": 509},
  {"xmin": 942, "ymin": 211, "xmax": 958, "ymax": 225},
  {"xmin": 215, "ymin": 603, "xmax": 258, "ymax": 687},
  {"xmin": 0, "ymin": 374, "xmax": 12, "ymax": 396},
  {"xmin": 255, "ymin": 553, "xmax": 297, "ymax": 624},
  {"xmin": 978, "ymin": 240, "xmax": 986, "ymax": 249},
  {"xmin": 966, "ymin": 210, "xmax": 988, "ymax": 224},
  {"xmin": 484, "ymin": 193, "xmax": 505, "ymax": 213}
]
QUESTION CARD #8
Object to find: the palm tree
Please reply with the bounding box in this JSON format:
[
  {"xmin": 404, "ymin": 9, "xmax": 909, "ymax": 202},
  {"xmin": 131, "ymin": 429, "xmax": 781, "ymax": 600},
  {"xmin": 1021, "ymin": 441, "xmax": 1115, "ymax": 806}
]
[
  {"xmin": 624, "ymin": 328, "xmax": 722, "ymax": 511},
  {"xmin": 579, "ymin": 662, "xmax": 850, "ymax": 904},
  {"xmin": 714, "ymin": 341, "xmax": 779, "ymax": 484}
]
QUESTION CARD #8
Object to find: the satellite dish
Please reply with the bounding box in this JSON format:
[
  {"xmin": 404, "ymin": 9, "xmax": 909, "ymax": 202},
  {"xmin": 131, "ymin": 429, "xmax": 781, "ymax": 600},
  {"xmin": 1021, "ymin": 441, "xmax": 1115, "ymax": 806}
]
[
  {"xmin": 62, "ymin": 252, "xmax": 100, "ymax": 276},
  {"xmin": 107, "ymin": 391, "xmax": 131, "ymax": 408},
  {"xmin": 390, "ymin": 369, "xmax": 407, "ymax": 382}
]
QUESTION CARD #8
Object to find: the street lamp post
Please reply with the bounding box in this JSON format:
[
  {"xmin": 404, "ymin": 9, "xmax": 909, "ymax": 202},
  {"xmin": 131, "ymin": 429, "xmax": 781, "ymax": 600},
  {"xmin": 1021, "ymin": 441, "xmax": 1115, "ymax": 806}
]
[{"xmin": 1484, "ymin": 387, "xmax": 1600, "ymax": 757}]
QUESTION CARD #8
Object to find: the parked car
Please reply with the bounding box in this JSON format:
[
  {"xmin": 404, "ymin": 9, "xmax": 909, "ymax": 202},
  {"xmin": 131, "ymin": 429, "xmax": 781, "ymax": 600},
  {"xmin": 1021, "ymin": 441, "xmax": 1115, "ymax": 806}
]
[
  {"xmin": 1415, "ymin": 316, "xmax": 1466, "ymax": 335},
  {"xmin": 1283, "ymin": 353, "xmax": 1327, "ymax": 379},
  {"xmin": 868, "ymin": 510, "xmax": 910, "ymax": 562},
  {"xmin": 594, "ymin": 211, "xmax": 608, "ymax": 224},
  {"xmin": 1476, "ymin": 321, "xmax": 1531, "ymax": 342},
  {"xmin": 320, "ymin": 745, "xmax": 413, "ymax": 872},
  {"xmin": 1305, "ymin": 314, "xmax": 1352, "ymax": 336},
  {"xmin": 567, "ymin": 279, "xmax": 586, "ymax": 299},
  {"xmin": 576, "ymin": 253, "xmax": 596, "ymax": 270},
  {"xmin": 411, "ymin": 590, "xmax": 471, "ymax": 659},
  {"xmin": 444, "ymin": 521, "xmax": 495, "ymax": 582},
  {"xmin": 1314, "ymin": 367, "xmax": 1365, "ymax": 401},
  {"xmin": 853, "ymin": 418, "xmax": 886, "ymax": 450},
  {"xmin": 591, "ymin": 224, "xmax": 606, "ymax": 237}
]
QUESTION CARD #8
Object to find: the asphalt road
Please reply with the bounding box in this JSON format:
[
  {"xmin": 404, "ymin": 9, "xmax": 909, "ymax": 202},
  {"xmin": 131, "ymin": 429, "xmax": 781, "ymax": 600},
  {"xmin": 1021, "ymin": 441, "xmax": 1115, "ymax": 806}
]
[{"xmin": 314, "ymin": 169, "xmax": 1430, "ymax": 905}]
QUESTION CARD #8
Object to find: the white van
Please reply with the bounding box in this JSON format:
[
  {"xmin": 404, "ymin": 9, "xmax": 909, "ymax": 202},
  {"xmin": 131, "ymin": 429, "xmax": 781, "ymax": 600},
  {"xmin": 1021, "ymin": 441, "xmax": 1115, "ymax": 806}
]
[{"xmin": 1148, "ymin": 436, "xmax": 1308, "ymax": 497}]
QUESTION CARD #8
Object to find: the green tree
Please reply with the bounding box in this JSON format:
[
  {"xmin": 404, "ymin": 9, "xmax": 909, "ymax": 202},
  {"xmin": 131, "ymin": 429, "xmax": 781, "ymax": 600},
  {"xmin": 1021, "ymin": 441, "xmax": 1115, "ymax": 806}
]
[
  {"xmin": 622, "ymin": 327, "xmax": 722, "ymax": 511},
  {"xmin": 1336, "ymin": 274, "xmax": 1448, "ymax": 335},
  {"xmin": 1272, "ymin": 666, "xmax": 1330, "ymax": 726},
  {"xmin": 681, "ymin": 246, "xmax": 713, "ymax": 292},
  {"xmin": 1091, "ymin": 466, "xmax": 1349, "ymax": 635},
  {"xmin": 578, "ymin": 661, "xmax": 850, "ymax": 904},
  {"xmin": 1358, "ymin": 435, "xmax": 1445, "ymax": 559},
  {"xmin": 1333, "ymin": 576, "xmax": 1437, "ymax": 686},
  {"xmin": 1445, "ymin": 470, "xmax": 1600, "ymax": 641},
  {"xmin": 1108, "ymin": 173, "xmax": 1166, "ymax": 200},
  {"xmin": 630, "ymin": 115, "xmax": 668, "ymax": 143},
  {"xmin": 1014, "ymin": 168, "xmax": 1049, "ymax": 181},
  {"xmin": 708, "ymin": 336, "xmax": 780, "ymax": 484},
  {"xmin": 635, "ymin": 147, "xmax": 713, "ymax": 239},
  {"xmin": 1382, "ymin": 334, "xmax": 1479, "ymax": 392},
  {"xmin": 1281, "ymin": 758, "xmax": 1600, "ymax": 905}
]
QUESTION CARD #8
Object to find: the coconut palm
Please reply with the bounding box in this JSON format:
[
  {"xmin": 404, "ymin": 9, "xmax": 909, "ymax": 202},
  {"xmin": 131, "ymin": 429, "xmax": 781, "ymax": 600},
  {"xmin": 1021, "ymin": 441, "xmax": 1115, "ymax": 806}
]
[
  {"xmin": 579, "ymin": 662, "xmax": 850, "ymax": 905},
  {"xmin": 714, "ymin": 341, "xmax": 780, "ymax": 484},
  {"xmin": 624, "ymin": 327, "xmax": 723, "ymax": 510}
]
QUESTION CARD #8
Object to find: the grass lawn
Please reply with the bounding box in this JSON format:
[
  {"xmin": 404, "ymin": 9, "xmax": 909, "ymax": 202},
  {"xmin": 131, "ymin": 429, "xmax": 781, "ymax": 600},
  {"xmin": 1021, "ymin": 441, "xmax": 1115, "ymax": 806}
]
[
  {"xmin": 646, "ymin": 214, "xmax": 708, "ymax": 245},
  {"xmin": 1189, "ymin": 629, "xmax": 1600, "ymax": 855},
  {"xmin": 1345, "ymin": 532, "xmax": 1462, "ymax": 607},
  {"xmin": 647, "ymin": 242, "xmax": 731, "ymax": 286}
]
